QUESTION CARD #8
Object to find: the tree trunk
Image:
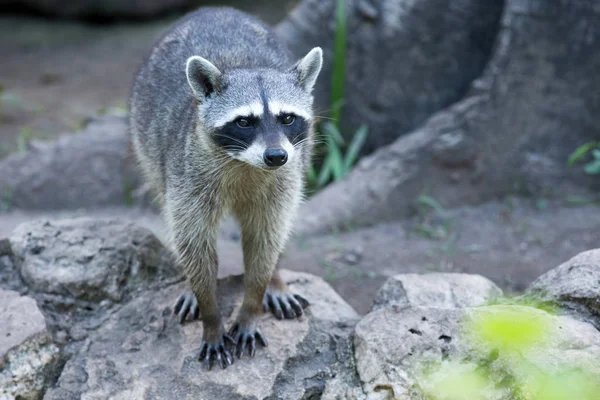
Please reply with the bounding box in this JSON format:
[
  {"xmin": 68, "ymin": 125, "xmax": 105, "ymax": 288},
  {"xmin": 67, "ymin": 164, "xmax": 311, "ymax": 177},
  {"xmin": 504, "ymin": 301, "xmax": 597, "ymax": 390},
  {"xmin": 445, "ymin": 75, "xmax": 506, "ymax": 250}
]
[
  {"xmin": 295, "ymin": 0, "xmax": 600, "ymax": 236},
  {"xmin": 276, "ymin": 0, "xmax": 504, "ymax": 155}
]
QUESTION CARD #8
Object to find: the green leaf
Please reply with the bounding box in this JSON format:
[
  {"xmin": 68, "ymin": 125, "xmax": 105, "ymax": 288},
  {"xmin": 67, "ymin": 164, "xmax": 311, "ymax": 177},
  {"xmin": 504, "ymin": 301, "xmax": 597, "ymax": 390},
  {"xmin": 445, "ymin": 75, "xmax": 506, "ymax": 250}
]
[
  {"xmin": 584, "ymin": 160, "xmax": 600, "ymax": 175},
  {"xmin": 417, "ymin": 194, "xmax": 445, "ymax": 214},
  {"xmin": 330, "ymin": 0, "xmax": 347, "ymax": 126},
  {"xmin": 322, "ymin": 121, "xmax": 344, "ymax": 146},
  {"xmin": 306, "ymin": 165, "xmax": 317, "ymax": 182},
  {"xmin": 322, "ymin": 122, "xmax": 345, "ymax": 180},
  {"xmin": 329, "ymin": 139, "xmax": 345, "ymax": 181},
  {"xmin": 568, "ymin": 142, "xmax": 597, "ymax": 165},
  {"xmin": 343, "ymin": 124, "xmax": 368, "ymax": 171},
  {"xmin": 316, "ymin": 156, "xmax": 333, "ymax": 187}
]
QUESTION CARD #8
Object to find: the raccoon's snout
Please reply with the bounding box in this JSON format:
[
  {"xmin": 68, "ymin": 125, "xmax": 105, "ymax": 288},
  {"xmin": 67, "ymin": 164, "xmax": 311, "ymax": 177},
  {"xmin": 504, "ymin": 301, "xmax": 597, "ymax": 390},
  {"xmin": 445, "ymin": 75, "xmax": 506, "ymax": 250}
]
[{"xmin": 263, "ymin": 148, "xmax": 288, "ymax": 167}]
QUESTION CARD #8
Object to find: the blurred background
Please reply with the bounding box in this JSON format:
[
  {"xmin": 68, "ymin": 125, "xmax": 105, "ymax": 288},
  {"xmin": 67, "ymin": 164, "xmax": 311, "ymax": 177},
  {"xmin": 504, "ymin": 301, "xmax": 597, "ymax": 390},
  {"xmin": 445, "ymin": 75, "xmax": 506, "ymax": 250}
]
[
  {"xmin": 1, "ymin": 0, "xmax": 599, "ymax": 315},
  {"xmin": 0, "ymin": 0, "xmax": 298, "ymax": 159}
]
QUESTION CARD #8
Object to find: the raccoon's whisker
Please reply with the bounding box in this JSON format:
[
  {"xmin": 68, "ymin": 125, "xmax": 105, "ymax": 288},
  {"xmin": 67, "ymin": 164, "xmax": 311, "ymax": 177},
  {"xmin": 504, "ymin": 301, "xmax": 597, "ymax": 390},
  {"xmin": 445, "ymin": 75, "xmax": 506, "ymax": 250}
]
[
  {"xmin": 314, "ymin": 115, "xmax": 338, "ymax": 122},
  {"xmin": 222, "ymin": 145, "xmax": 247, "ymax": 152},
  {"xmin": 291, "ymin": 131, "xmax": 309, "ymax": 146},
  {"xmin": 313, "ymin": 107, "xmax": 335, "ymax": 115},
  {"xmin": 292, "ymin": 137, "xmax": 311, "ymax": 147},
  {"xmin": 212, "ymin": 134, "xmax": 249, "ymax": 149},
  {"xmin": 294, "ymin": 136, "xmax": 327, "ymax": 148}
]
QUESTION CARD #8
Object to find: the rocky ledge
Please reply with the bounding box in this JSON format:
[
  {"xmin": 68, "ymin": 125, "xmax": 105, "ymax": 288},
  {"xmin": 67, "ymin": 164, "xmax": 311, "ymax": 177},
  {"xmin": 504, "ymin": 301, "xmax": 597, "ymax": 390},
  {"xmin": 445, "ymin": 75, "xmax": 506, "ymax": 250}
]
[{"xmin": 0, "ymin": 218, "xmax": 598, "ymax": 399}]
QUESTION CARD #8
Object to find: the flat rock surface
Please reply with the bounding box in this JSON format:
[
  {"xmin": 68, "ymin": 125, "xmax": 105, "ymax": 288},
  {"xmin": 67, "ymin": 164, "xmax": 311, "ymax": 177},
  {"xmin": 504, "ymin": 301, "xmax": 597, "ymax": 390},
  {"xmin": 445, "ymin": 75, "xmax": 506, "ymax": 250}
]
[
  {"xmin": 372, "ymin": 272, "xmax": 502, "ymax": 311},
  {"xmin": 9, "ymin": 218, "xmax": 177, "ymax": 302},
  {"xmin": 0, "ymin": 289, "xmax": 47, "ymax": 358},
  {"xmin": 45, "ymin": 270, "xmax": 360, "ymax": 400},
  {"xmin": 0, "ymin": 289, "xmax": 60, "ymax": 400}
]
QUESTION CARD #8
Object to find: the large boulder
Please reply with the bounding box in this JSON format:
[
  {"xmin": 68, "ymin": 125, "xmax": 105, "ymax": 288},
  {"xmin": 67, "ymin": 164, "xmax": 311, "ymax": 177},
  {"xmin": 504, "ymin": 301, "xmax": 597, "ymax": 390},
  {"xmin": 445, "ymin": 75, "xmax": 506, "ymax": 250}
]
[
  {"xmin": 353, "ymin": 305, "xmax": 600, "ymax": 399},
  {"xmin": 8, "ymin": 218, "xmax": 177, "ymax": 303},
  {"xmin": 276, "ymin": 0, "xmax": 504, "ymax": 155},
  {"xmin": 44, "ymin": 271, "xmax": 361, "ymax": 400},
  {"xmin": 0, "ymin": 289, "xmax": 61, "ymax": 400},
  {"xmin": 293, "ymin": 0, "xmax": 600, "ymax": 236},
  {"xmin": 348, "ymin": 270, "xmax": 600, "ymax": 399},
  {"xmin": 0, "ymin": 116, "xmax": 142, "ymax": 211},
  {"xmin": 528, "ymin": 249, "xmax": 600, "ymax": 326}
]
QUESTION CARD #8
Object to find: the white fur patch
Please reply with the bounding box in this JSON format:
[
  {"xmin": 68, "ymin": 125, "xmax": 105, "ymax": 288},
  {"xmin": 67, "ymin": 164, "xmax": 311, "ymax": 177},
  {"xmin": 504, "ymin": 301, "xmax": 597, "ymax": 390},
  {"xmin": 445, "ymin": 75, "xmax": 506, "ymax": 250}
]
[
  {"xmin": 233, "ymin": 137, "xmax": 296, "ymax": 168},
  {"xmin": 234, "ymin": 141, "xmax": 267, "ymax": 167},
  {"xmin": 213, "ymin": 101, "xmax": 264, "ymax": 128},
  {"xmin": 281, "ymin": 137, "xmax": 296, "ymax": 161},
  {"xmin": 268, "ymin": 101, "xmax": 312, "ymax": 121}
]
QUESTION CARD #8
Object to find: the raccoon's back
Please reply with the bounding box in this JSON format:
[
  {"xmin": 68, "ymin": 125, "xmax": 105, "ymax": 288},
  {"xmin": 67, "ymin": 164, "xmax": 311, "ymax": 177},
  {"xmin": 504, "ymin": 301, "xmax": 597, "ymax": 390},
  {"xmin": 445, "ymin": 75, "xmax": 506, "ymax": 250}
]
[{"xmin": 129, "ymin": 7, "xmax": 290, "ymax": 177}]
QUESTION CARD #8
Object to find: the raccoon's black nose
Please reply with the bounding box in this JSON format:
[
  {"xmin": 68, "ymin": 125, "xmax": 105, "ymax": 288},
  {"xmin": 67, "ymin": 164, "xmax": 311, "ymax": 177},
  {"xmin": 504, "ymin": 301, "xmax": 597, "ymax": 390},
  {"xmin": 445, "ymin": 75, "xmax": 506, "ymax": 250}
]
[{"xmin": 263, "ymin": 148, "xmax": 288, "ymax": 167}]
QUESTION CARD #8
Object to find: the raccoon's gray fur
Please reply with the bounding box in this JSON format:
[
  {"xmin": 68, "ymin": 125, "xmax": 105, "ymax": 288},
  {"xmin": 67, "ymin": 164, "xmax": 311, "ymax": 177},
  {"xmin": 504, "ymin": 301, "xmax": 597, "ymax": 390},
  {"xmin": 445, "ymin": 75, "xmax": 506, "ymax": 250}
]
[{"xmin": 128, "ymin": 6, "xmax": 322, "ymax": 370}]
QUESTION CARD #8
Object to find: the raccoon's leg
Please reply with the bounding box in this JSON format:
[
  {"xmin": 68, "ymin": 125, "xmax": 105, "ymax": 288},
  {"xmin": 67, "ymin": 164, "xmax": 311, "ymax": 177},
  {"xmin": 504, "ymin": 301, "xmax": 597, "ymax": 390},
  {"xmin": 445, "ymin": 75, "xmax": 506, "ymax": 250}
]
[
  {"xmin": 228, "ymin": 204, "xmax": 294, "ymax": 358},
  {"xmin": 262, "ymin": 264, "xmax": 310, "ymax": 320},
  {"xmin": 166, "ymin": 197, "xmax": 233, "ymax": 370},
  {"xmin": 227, "ymin": 227, "xmax": 272, "ymax": 358}
]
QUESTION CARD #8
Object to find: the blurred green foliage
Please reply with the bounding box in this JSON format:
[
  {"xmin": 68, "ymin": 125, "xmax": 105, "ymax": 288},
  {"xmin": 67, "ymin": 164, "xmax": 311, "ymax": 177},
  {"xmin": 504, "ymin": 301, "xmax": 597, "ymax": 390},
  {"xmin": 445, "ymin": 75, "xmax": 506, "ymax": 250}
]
[
  {"xmin": 418, "ymin": 301, "xmax": 599, "ymax": 400},
  {"xmin": 569, "ymin": 141, "xmax": 600, "ymax": 175},
  {"xmin": 306, "ymin": 0, "xmax": 369, "ymax": 192}
]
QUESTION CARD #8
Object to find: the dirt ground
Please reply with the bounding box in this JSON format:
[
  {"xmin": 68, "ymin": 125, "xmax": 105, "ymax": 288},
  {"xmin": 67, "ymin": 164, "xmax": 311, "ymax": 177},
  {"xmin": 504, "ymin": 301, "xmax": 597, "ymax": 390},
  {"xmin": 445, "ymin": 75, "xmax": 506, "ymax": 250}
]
[{"xmin": 1, "ymin": 8, "xmax": 599, "ymax": 315}]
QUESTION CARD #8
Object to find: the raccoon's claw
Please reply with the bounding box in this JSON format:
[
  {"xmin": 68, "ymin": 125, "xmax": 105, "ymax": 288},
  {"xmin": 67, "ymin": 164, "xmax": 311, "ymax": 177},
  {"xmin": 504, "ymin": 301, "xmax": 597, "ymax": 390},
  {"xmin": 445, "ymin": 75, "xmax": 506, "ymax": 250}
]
[
  {"xmin": 228, "ymin": 323, "xmax": 268, "ymax": 359},
  {"xmin": 198, "ymin": 334, "xmax": 235, "ymax": 371},
  {"xmin": 263, "ymin": 289, "xmax": 310, "ymax": 320},
  {"xmin": 173, "ymin": 291, "xmax": 200, "ymax": 323}
]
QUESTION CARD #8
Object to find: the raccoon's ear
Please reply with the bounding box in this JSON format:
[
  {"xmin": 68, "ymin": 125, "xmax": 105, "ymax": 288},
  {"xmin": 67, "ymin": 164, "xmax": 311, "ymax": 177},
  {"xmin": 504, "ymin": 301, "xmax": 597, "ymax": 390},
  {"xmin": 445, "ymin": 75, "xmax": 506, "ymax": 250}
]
[
  {"xmin": 185, "ymin": 56, "xmax": 222, "ymax": 101},
  {"xmin": 291, "ymin": 47, "xmax": 323, "ymax": 93}
]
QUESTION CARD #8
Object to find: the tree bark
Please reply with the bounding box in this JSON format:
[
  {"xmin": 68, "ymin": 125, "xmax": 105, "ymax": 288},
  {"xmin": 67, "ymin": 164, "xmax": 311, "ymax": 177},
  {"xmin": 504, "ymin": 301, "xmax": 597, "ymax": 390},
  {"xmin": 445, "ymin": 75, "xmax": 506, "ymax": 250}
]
[
  {"xmin": 296, "ymin": 0, "xmax": 600, "ymax": 236},
  {"xmin": 276, "ymin": 0, "xmax": 504, "ymax": 155}
]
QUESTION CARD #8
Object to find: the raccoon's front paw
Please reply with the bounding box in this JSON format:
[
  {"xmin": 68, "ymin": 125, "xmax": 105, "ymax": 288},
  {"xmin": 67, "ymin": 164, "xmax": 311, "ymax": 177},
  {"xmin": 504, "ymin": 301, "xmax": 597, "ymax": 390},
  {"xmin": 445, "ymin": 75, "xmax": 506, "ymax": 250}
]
[
  {"xmin": 173, "ymin": 290, "xmax": 200, "ymax": 323},
  {"xmin": 198, "ymin": 332, "xmax": 235, "ymax": 371},
  {"xmin": 263, "ymin": 288, "xmax": 310, "ymax": 320},
  {"xmin": 228, "ymin": 321, "xmax": 268, "ymax": 359}
]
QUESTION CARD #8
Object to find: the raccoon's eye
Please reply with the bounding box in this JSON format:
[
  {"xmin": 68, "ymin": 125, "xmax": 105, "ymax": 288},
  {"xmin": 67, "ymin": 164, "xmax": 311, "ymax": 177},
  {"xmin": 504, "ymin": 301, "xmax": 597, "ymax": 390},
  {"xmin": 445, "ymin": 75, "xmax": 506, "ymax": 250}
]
[
  {"xmin": 281, "ymin": 114, "xmax": 296, "ymax": 125},
  {"xmin": 236, "ymin": 118, "xmax": 251, "ymax": 128}
]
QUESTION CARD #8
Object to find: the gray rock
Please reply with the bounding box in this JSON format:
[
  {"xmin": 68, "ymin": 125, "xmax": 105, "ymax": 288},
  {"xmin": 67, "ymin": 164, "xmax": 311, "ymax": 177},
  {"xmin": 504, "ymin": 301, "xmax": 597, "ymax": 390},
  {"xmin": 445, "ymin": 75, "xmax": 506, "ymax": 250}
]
[
  {"xmin": 8, "ymin": 218, "xmax": 177, "ymax": 303},
  {"xmin": 528, "ymin": 249, "xmax": 600, "ymax": 325},
  {"xmin": 0, "ymin": 289, "xmax": 61, "ymax": 400},
  {"xmin": 0, "ymin": 116, "xmax": 142, "ymax": 210},
  {"xmin": 276, "ymin": 0, "xmax": 504, "ymax": 155},
  {"xmin": 44, "ymin": 270, "xmax": 360, "ymax": 400},
  {"xmin": 293, "ymin": 0, "xmax": 600, "ymax": 236},
  {"xmin": 372, "ymin": 273, "xmax": 502, "ymax": 311},
  {"xmin": 353, "ymin": 305, "xmax": 600, "ymax": 399}
]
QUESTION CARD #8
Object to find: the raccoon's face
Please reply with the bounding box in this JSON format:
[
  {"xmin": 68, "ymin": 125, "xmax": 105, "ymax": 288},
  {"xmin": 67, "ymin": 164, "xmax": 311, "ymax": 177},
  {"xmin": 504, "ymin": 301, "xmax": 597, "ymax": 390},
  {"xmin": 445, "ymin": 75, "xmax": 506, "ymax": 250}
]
[{"xmin": 186, "ymin": 47, "xmax": 323, "ymax": 169}]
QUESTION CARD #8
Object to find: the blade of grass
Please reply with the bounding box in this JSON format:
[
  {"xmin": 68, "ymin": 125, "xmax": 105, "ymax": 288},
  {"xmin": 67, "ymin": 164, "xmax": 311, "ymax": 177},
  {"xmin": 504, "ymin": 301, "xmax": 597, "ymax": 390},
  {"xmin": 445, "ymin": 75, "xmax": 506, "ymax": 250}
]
[
  {"xmin": 316, "ymin": 156, "xmax": 333, "ymax": 187},
  {"xmin": 417, "ymin": 194, "xmax": 445, "ymax": 214},
  {"xmin": 325, "ymin": 120, "xmax": 345, "ymax": 146},
  {"xmin": 343, "ymin": 124, "xmax": 368, "ymax": 171},
  {"xmin": 322, "ymin": 122, "xmax": 345, "ymax": 180},
  {"xmin": 331, "ymin": 0, "xmax": 347, "ymax": 127},
  {"xmin": 584, "ymin": 160, "xmax": 600, "ymax": 174},
  {"xmin": 307, "ymin": 165, "xmax": 317, "ymax": 182},
  {"xmin": 568, "ymin": 142, "xmax": 597, "ymax": 165}
]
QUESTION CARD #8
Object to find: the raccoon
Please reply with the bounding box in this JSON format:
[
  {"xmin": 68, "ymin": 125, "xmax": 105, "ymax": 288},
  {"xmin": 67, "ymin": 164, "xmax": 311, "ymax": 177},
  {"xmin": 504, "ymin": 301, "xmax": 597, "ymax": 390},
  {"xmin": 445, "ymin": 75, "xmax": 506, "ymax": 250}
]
[{"xmin": 128, "ymin": 6, "xmax": 322, "ymax": 370}]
